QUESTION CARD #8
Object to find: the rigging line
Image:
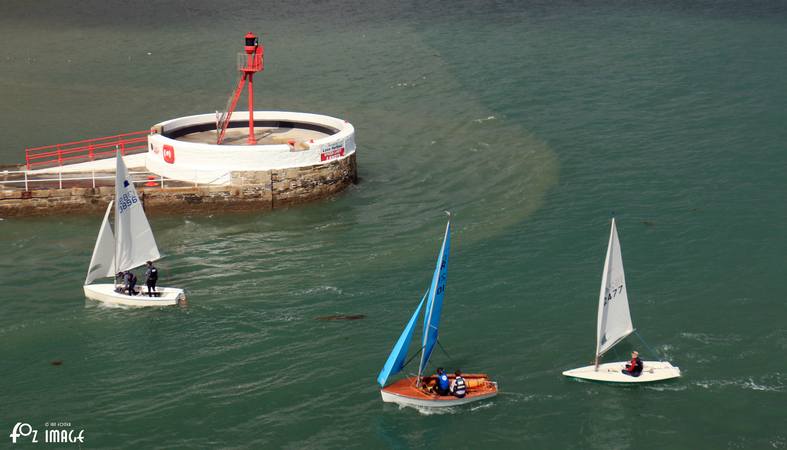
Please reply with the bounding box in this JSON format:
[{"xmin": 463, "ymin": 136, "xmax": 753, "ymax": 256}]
[
  {"xmin": 437, "ymin": 339, "xmax": 452, "ymax": 360},
  {"xmin": 402, "ymin": 346, "xmax": 424, "ymax": 370},
  {"xmin": 633, "ymin": 330, "xmax": 662, "ymax": 361}
]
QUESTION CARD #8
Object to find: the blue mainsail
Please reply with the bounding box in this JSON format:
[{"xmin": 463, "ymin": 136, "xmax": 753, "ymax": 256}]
[
  {"xmin": 377, "ymin": 295, "xmax": 426, "ymax": 387},
  {"xmin": 418, "ymin": 220, "xmax": 451, "ymax": 377}
]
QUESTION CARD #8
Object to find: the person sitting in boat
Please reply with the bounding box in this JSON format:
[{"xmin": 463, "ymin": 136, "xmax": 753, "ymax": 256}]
[
  {"xmin": 451, "ymin": 369, "xmax": 467, "ymax": 398},
  {"xmin": 144, "ymin": 261, "xmax": 158, "ymax": 297},
  {"xmin": 115, "ymin": 272, "xmax": 125, "ymax": 293},
  {"xmin": 124, "ymin": 270, "xmax": 138, "ymax": 296},
  {"xmin": 436, "ymin": 367, "xmax": 450, "ymax": 396},
  {"xmin": 622, "ymin": 351, "xmax": 643, "ymax": 377}
]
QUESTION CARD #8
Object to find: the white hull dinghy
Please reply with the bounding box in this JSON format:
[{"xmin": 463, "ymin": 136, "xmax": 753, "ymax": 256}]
[
  {"xmin": 563, "ymin": 361, "xmax": 681, "ymax": 383},
  {"xmin": 83, "ymin": 151, "xmax": 185, "ymax": 307},
  {"xmin": 377, "ymin": 217, "xmax": 498, "ymax": 408},
  {"xmin": 83, "ymin": 284, "xmax": 184, "ymax": 307},
  {"xmin": 562, "ymin": 218, "xmax": 680, "ymax": 384}
]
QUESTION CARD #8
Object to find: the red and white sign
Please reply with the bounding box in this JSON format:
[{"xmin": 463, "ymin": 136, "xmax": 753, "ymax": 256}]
[
  {"xmin": 163, "ymin": 144, "xmax": 175, "ymax": 164},
  {"xmin": 320, "ymin": 142, "xmax": 345, "ymax": 162}
]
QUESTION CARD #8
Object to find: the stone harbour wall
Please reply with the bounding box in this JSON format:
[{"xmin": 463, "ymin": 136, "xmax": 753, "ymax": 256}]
[{"xmin": 0, "ymin": 154, "xmax": 357, "ymax": 217}]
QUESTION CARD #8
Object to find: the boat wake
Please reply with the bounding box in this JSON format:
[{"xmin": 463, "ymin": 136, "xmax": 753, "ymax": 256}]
[
  {"xmin": 740, "ymin": 377, "xmax": 783, "ymax": 392},
  {"xmin": 402, "ymin": 404, "xmax": 459, "ymax": 416},
  {"xmin": 498, "ymin": 392, "xmax": 568, "ymax": 404},
  {"xmin": 86, "ymin": 299, "xmax": 131, "ymax": 310},
  {"xmin": 643, "ymin": 383, "xmax": 688, "ymax": 392},
  {"xmin": 497, "ymin": 391, "xmax": 536, "ymax": 402},
  {"xmin": 693, "ymin": 374, "xmax": 784, "ymax": 393},
  {"xmin": 473, "ymin": 115, "xmax": 496, "ymax": 123},
  {"xmin": 469, "ymin": 401, "xmax": 495, "ymax": 412},
  {"xmin": 298, "ymin": 285, "xmax": 344, "ymax": 296},
  {"xmin": 679, "ymin": 332, "xmax": 743, "ymax": 345}
]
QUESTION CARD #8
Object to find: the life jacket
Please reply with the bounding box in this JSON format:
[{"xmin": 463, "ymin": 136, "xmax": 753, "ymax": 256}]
[
  {"xmin": 438, "ymin": 373, "xmax": 450, "ymax": 391},
  {"xmin": 453, "ymin": 376, "xmax": 467, "ymax": 397},
  {"xmin": 148, "ymin": 267, "xmax": 158, "ymax": 281}
]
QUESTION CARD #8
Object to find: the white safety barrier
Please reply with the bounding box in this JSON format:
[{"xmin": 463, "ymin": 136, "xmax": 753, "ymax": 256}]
[
  {"xmin": 0, "ymin": 169, "xmax": 229, "ymax": 191},
  {"xmin": 146, "ymin": 111, "xmax": 356, "ymax": 185}
]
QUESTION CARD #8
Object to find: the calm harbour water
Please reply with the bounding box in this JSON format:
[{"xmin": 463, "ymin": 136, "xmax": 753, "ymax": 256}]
[{"xmin": 1, "ymin": 1, "xmax": 786, "ymax": 448}]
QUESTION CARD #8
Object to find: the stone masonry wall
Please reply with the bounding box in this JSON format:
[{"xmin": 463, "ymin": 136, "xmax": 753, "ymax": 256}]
[{"xmin": 0, "ymin": 153, "xmax": 357, "ymax": 217}]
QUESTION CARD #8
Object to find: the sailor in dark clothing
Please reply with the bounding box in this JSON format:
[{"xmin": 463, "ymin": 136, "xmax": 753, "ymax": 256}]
[
  {"xmin": 435, "ymin": 367, "xmax": 450, "ymax": 396},
  {"xmin": 144, "ymin": 261, "xmax": 158, "ymax": 297},
  {"xmin": 124, "ymin": 271, "xmax": 138, "ymax": 296},
  {"xmin": 451, "ymin": 369, "xmax": 467, "ymax": 398},
  {"xmin": 115, "ymin": 272, "xmax": 125, "ymax": 293},
  {"xmin": 622, "ymin": 351, "xmax": 643, "ymax": 377}
]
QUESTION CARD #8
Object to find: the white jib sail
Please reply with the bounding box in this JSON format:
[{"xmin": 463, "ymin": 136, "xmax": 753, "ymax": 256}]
[
  {"xmin": 595, "ymin": 218, "xmax": 634, "ymax": 358},
  {"xmin": 114, "ymin": 151, "xmax": 160, "ymax": 272},
  {"xmin": 84, "ymin": 201, "xmax": 116, "ymax": 285}
]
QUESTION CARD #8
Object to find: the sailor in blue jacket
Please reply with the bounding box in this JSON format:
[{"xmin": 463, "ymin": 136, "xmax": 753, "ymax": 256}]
[{"xmin": 436, "ymin": 367, "xmax": 450, "ymax": 395}]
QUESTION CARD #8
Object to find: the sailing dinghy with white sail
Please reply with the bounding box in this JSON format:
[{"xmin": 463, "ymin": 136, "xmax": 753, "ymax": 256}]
[
  {"xmin": 562, "ymin": 218, "xmax": 680, "ymax": 383},
  {"xmin": 83, "ymin": 151, "xmax": 185, "ymax": 307},
  {"xmin": 377, "ymin": 218, "xmax": 498, "ymax": 407}
]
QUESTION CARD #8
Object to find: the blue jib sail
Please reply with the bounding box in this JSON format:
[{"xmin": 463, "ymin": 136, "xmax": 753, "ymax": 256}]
[
  {"xmin": 377, "ymin": 295, "xmax": 426, "ymax": 387},
  {"xmin": 418, "ymin": 220, "xmax": 451, "ymax": 376}
]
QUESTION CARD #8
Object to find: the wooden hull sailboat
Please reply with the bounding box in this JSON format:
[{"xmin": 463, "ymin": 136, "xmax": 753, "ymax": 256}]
[
  {"xmin": 381, "ymin": 374, "xmax": 498, "ymax": 408},
  {"xmin": 377, "ymin": 217, "xmax": 498, "ymax": 408},
  {"xmin": 563, "ymin": 218, "xmax": 680, "ymax": 384},
  {"xmin": 83, "ymin": 152, "xmax": 185, "ymax": 308}
]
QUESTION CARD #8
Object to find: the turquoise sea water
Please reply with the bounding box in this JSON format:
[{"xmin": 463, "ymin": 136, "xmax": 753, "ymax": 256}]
[{"xmin": 1, "ymin": 1, "xmax": 786, "ymax": 448}]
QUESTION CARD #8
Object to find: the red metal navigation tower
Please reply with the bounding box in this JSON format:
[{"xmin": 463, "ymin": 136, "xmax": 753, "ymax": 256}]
[{"xmin": 216, "ymin": 32, "xmax": 265, "ymax": 145}]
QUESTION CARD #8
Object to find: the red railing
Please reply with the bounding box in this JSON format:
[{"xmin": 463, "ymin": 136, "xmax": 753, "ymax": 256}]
[{"xmin": 25, "ymin": 131, "xmax": 150, "ymax": 170}]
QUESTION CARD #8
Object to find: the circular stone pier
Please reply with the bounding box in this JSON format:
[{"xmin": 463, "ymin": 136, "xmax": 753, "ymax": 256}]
[
  {"xmin": 146, "ymin": 111, "xmax": 356, "ymax": 185},
  {"xmin": 0, "ymin": 111, "xmax": 357, "ymax": 216}
]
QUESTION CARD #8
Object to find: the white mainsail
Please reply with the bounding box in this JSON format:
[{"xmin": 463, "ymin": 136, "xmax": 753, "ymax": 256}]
[
  {"xmin": 595, "ymin": 218, "xmax": 634, "ymax": 359},
  {"xmin": 84, "ymin": 201, "xmax": 116, "ymax": 285},
  {"xmin": 114, "ymin": 151, "xmax": 160, "ymax": 272}
]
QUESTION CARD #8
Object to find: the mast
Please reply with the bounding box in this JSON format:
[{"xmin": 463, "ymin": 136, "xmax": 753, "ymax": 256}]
[
  {"xmin": 416, "ymin": 216, "xmax": 451, "ymax": 385},
  {"xmin": 416, "ymin": 284, "xmax": 436, "ymax": 385},
  {"xmin": 416, "ymin": 293, "xmax": 436, "ymax": 385},
  {"xmin": 113, "ymin": 205, "xmax": 119, "ymax": 288},
  {"xmin": 594, "ymin": 216, "xmax": 636, "ymax": 369},
  {"xmin": 112, "ymin": 148, "xmax": 161, "ymax": 275},
  {"xmin": 114, "ymin": 150, "xmax": 120, "ymax": 290},
  {"xmin": 594, "ymin": 217, "xmax": 615, "ymax": 370}
]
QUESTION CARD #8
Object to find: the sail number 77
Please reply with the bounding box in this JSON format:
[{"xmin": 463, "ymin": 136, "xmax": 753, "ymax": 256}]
[{"xmin": 604, "ymin": 284, "xmax": 624, "ymax": 305}]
